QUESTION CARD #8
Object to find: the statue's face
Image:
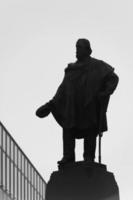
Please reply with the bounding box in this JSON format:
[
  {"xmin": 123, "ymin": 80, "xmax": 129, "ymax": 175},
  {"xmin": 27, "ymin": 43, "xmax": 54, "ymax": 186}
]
[{"xmin": 76, "ymin": 40, "xmax": 88, "ymax": 61}]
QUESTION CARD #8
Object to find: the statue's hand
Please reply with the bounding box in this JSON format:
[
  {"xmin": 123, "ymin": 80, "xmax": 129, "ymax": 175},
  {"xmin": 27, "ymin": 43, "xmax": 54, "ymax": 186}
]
[
  {"xmin": 36, "ymin": 103, "xmax": 51, "ymax": 118},
  {"xmin": 99, "ymin": 132, "xmax": 103, "ymax": 137}
]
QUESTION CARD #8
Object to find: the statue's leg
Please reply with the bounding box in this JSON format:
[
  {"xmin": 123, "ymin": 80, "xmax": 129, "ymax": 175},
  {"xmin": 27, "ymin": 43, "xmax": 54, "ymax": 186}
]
[
  {"xmin": 63, "ymin": 128, "xmax": 75, "ymax": 160},
  {"xmin": 58, "ymin": 128, "xmax": 75, "ymax": 164},
  {"xmin": 83, "ymin": 129, "xmax": 97, "ymax": 162}
]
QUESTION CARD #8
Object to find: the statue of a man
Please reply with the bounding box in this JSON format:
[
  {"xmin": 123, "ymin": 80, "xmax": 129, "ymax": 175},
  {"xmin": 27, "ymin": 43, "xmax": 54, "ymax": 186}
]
[{"xmin": 36, "ymin": 39, "xmax": 119, "ymax": 164}]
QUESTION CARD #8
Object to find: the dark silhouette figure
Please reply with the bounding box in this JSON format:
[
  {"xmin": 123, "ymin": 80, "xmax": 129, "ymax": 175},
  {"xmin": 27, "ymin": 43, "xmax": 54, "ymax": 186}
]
[{"xmin": 36, "ymin": 38, "xmax": 119, "ymax": 165}]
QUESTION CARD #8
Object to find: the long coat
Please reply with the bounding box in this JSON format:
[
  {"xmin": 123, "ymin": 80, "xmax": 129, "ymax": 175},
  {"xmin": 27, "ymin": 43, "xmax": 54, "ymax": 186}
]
[{"xmin": 50, "ymin": 57, "xmax": 119, "ymax": 138}]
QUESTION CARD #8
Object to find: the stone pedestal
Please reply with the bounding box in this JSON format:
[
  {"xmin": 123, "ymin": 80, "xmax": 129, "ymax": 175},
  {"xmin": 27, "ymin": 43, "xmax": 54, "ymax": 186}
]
[{"xmin": 46, "ymin": 161, "xmax": 120, "ymax": 200}]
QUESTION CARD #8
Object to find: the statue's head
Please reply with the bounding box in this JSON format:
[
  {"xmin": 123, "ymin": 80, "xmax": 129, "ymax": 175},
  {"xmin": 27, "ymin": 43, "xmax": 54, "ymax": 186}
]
[{"xmin": 76, "ymin": 38, "xmax": 92, "ymax": 61}]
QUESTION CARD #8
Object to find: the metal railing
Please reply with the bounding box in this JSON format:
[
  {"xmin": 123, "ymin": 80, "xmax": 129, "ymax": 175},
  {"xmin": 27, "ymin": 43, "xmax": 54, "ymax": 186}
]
[{"xmin": 0, "ymin": 121, "xmax": 46, "ymax": 200}]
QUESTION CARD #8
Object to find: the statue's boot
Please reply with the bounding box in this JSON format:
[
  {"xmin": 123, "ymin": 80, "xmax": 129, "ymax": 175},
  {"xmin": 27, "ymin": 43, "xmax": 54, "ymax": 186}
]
[{"xmin": 57, "ymin": 157, "xmax": 75, "ymax": 165}]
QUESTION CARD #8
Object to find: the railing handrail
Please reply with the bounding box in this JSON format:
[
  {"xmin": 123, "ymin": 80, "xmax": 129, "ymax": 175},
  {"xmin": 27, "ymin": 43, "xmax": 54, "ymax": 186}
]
[{"xmin": 0, "ymin": 121, "xmax": 46, "ymax": 185}]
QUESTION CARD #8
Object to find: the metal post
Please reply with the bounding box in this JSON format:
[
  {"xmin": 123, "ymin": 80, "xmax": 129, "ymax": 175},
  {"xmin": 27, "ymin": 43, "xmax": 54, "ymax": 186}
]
[
  {"xmin": 98, "ymin": 134, "xmax": 102, "ymax": 164},
  {"xmin": 98, "ymin": 103, "xmax": 104, "ymax": 164}
]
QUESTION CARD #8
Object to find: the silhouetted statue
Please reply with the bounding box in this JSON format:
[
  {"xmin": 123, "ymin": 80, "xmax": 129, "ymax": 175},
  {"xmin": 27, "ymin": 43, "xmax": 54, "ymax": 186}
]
[{"xmin": 36, "ymin": 38, "xmax": 119, "ymax": 165}]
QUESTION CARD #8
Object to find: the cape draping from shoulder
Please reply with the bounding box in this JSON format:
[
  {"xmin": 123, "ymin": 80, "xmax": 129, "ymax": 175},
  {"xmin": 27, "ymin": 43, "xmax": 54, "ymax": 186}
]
[{"xmin": 51, "ymin": 57, "xmax": 114, "ymax": 129}]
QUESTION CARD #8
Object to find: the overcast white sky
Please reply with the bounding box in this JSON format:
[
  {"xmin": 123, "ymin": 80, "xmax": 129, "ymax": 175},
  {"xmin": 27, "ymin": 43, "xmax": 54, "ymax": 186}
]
[{"xmin": 0, "ymin": 0, "xmax": 133, "ymax": 199}]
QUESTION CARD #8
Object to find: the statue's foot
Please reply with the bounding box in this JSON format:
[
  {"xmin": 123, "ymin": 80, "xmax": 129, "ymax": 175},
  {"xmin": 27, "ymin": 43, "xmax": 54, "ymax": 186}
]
[{"xmin": 57, "ymin": 157, "xmax": 75, "ymax": 165}]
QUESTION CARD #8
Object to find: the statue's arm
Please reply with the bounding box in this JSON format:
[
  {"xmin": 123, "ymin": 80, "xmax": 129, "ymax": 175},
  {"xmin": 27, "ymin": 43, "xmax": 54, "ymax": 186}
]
[
  {"xmin": 99, "ymin": 71, "xmax": 119, "ymax": 97},
  {"xmin": 97, "ymin": 71, "xmax": 119, "ymax": 115}
]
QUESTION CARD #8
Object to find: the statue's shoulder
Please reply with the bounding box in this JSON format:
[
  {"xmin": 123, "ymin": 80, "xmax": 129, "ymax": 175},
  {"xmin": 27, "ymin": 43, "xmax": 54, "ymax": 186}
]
[
  {"xmin": 90, "ymin": 57, "xmax": 104, "ymax": 65},
  {"xmin": 90, "ymin": 57, "xmax": 114, "ymax": 72},
  {"xmin": 64, "ymin": 62, "xmax": 77, "ymax": 73}
]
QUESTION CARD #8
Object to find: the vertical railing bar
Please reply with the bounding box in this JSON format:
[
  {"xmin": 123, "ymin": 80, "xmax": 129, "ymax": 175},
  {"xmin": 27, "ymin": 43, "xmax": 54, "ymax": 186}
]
[
  {"xmin": 44, "ymin": 182, "xmax": 46, "ymax": 200},
  {"xmin": 9, "ymin": 137, "xmax": 11, "ymax": 195},
  {"xmin": 33, "ymin": 169, "xmax": 35, "ymax": 200},
  {"xmin": 34, "ymin": 172, "xmax": 36, "ymax": 200},
  {"xmin": 39, "ymin": 176, "xmax": 40, "ymax": 200},
  {"xmin": 40, "ymin": 178, "xmax": 42, "ymax": 200},
  {"xmin": 30, "ymin": 165, "xmax": 32, "ymax": 200},
  {"xmin": 36, "ymin": 173, "xmax": 38, "ymax": 200},
  {"xmin": 13, "ymin": 144, "xmax": 15, "ymax": 199},
  {"xmin": 42, "ymin": 181, "xmax": 44, "ymax": 200},
  {"xmin": 20, "ymin": 153, "xmax": 22, "ymax": 200},
  {"xmin": 5, "ymin": 131, "xmax": 7, "ymax": 191},
  {"xmin": 27, "ymin": 161, "xmax": 29, "ymax": 200},
  {"xmin": 37, "ymin": 176, "xmax": 38, "ymax": 200},
  {"xmin": 41, "ymin": 179, "xmax": 42, "ymax": 200},
  {"xmin": 39, "ymin": 177, "xmax": 41, "ymax": 200},
  {"xmin": 24, "ymin": 157, "xmax": 26, "ymax": 200},
  {"xmin": 1, "ymin": 127, "xmax": 3, "ymax": 187},
  {"xmin": 26, "ymin": 159, "xmax": 29, "ymax": 200},
  {"xmin": 40, "ymin": 179, "xmax": 42, "ymax": 200},
  {"xmin": 17, "ymin": 148, "xmax": 19, "ymax": 200},
  {"xmin": 42, "ymin": 180, "xmax": 45, "ymax": 199},
  {"xmin": 42, "ymin": 182, "xmax": 43, "ymax": 200}
]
